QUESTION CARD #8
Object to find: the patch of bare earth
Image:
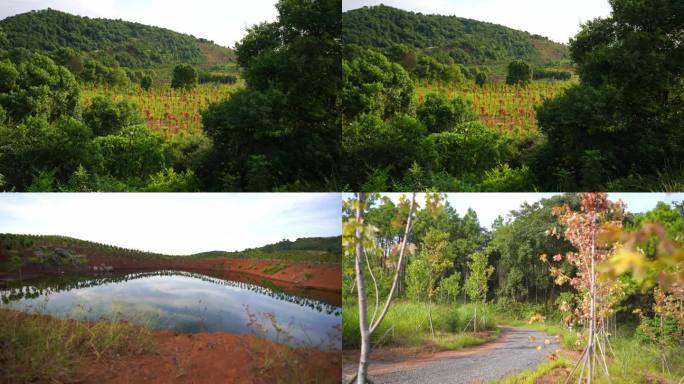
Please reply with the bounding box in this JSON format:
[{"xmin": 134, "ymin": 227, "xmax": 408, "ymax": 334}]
[{"xmin": 78, "ymin": 331, "xmax": 340, "ymax": 384}]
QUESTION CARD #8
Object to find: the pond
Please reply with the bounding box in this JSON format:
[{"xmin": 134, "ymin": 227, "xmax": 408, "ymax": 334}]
[{"xmin": 0, "ymin": 270, "xmax": 341, "ymax": 351}]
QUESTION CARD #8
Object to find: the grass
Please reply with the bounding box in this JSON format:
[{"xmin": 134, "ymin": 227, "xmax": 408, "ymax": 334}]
[
  {"xmin": 263, "ymin": 261, "xmax": 289, "ymax": 275},
  {"xmin": 0, "ymin": 308, "xmax": 151, "ymax": 384},
  {"xmin": 304, "ymin": 271, "xmax": 313, "ymax": 280},
  {"xmin": 492, "ymin": 354, "xmax": 570, "ymax": 384},
  {"xmin": 497, "ymin": 315, "xmax": 684, "ymax": 383},
  {"xmin": 81, "ymin": 83, "xmax": 241, "ymax": 135},
  {"xmin": 343, "ymin": 301, "xmax": 497, "ymax": 349},
  {"xmin": 415, "ymin": 79, "xmax": 575, "ymax": 134}
]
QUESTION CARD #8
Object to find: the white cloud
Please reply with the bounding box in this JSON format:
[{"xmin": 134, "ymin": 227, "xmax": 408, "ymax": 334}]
[
  {"xmin": 0, "ymin": 193, "xmax": 341, "ymax": 255},
  {"xmin": 343, "ymin": 0, "xmax": 613, "ymax": 44},
  {"xmin": 0, "ymin": 0, "xmax": 280, "ymax": 47}
]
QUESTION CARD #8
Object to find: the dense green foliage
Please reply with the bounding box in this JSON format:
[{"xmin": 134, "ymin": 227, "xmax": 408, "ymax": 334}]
[
  {"xmin": 171, "ymin": 64, "xmax": 198, "ymax": 90},
  {"xmin": 532, "ymin": 0, "xmax": 684, "ymax": 190},
  {"xmin": 0, "ymin": 9, "xmax": 233, "ymax": 69},
  {"xmin": 344, "ymin": 193, "xmax": 681, "ymax": 331},
  {"xmin": 0, "ymin": 52, "xmax": 189, "ymax": 191},
  {"xmin": 196, "ymin": 0, "xmax": 341, "ymax": 191},
  {"xmin": 256, "ymin": 236, "xmax": 342, "ymax": 254},
  {"xmin": 341, "ymin": 49, "xmax": 534, "ymax": 191},
  {"xmin": 0, "ymin": 49, "xmax": 81, "ymax": 123},
  {"xmin": 343, "ymin": 5, "xmax": 568, "ymax": 66},
  {"xmin": 505, "ymin": 60, "xmax": 532, "ymax": 86},
  {"xmin": 0, "ymin": 1, "xmax": 338, "ymax": 192}
]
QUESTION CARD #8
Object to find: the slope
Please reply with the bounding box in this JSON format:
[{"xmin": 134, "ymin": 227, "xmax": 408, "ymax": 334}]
[
  {"xmin": 343, "ymin": 5, "xmax": 568, "ymax": 66},
  {"xmin": 0, "ymin": 8, "xmax": 234, "ymax": 69}
]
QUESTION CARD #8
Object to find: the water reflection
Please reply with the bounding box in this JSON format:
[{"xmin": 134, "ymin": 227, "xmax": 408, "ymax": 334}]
[{"xmin": 0, "ymin": 270, "xmax": 341, "ymax": 351}]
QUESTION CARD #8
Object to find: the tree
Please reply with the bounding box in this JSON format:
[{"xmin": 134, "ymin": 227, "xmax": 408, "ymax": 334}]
[
  {"xmin": 465, "ymin": 251, "xmax": 494, "ymax": 303},
  {"xmin": 7, "ymin": 252, "xmax": 23, "ymax": 281},
  {"xmin": 533, "ymin": 0, "xmax": 684, "ymax": 190},
  {"xmin": 171, "ymin": 64, "xmax": 198, "ymax": 90},
  {"xmin": 439, "ymin": 272, "xmax": 461, "ymax": 303},
  {"xmin": 198, "ymin": 0, "xmax": 341, "ymax": 191},
  {"xmin": 416, "ymin": 93, "xmax": 477, "ymax": 133},
  {"xmin": 140, "ymin": 75, "xmax": 152, "ymax": 90},
  {"xmin": 475, "ymin": 70, "xmax": 487, "ymax": 87},
  {"xmin": 342, "ymin": 49, "xmax": 415, "ymax": 121},
  {"xmin": 344, "ymin": 192, "xmax": 416, "ymax": 384},
  {"xmin": 506, "ymin": 60, "xmax": 532, "ymax": 86},
  {"xmin": 547, "ymin": 193, "xmax": 624, "ymax": 383},
  {"xmin": 0, "ymin": 50, "xmax": 81, "ymax": 123},
  {"xmin": 83, "ymin": 96, "xmax": 143, "ymax": 136},
  {"xmin": 406, "ymin": 256, "xmax": 430, "ymax": 301}
]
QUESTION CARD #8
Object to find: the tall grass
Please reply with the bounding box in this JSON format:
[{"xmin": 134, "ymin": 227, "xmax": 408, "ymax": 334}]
[
  {"xmin": 0, "ymin": 309, "xmax": 151, "ymax": 384},
  {"xmin": 343, "ymin": 301, "xmax": 497, "ymax": 349}
]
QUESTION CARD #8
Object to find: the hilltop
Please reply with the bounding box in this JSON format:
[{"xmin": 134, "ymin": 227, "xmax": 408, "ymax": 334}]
[
  {"xmin": 343, "ymin": 5, "xmax": 568, "ymax": 66},
  {"xmin": 0, "ymin": 233, "xmax": 341, "ymax": 263},
  {"xmin": 0, "ymin": 8, "xmax": 234, "ymax": 69},
  {"xmin": 0, "ymin": 233, "xmax": 342, "ymax": 293}
]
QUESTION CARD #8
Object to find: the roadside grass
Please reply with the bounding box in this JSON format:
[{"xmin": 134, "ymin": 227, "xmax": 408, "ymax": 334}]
[
  {"xmin": 263, "ymin": 261, "xmax": 289, "ymax": 275},
  {"xmin": 343, "ymin": 301, "xmax": 497, "ymax": 349},
  {"xmin": 0, "ymin": 308, "xmax": 151, "ymax": 384},
  {"xmin": 496, "ymin": 318, "xmax": 684, "ymax": 383},
  {"xmin": 491, "ymin": 355, "xmax": 570, "ymax": 384}
]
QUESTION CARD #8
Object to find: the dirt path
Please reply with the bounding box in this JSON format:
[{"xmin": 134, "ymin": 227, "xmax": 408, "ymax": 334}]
[{"xmin": 343, "ymin": 327, "xmax": 560, "ymax": 384}]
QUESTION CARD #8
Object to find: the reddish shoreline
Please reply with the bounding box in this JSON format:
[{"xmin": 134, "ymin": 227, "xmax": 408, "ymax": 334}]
[
  {"xmin": 79, "ymin": 331, "xmax": 341, "ymax": 384},
  {"xmin": 1, "ymin": 252, "xmax": 341, "ymax": 305}
]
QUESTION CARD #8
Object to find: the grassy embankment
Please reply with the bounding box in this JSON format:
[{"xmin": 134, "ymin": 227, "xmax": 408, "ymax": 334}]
[
  {"xmin": 494, "ymin": 308, "xmax": 684, "ymax": 383},
  {"xmin": 0, "ymin": 309, "xmax": 151, "ymax": 383},
  {"xmin": 343, "ymin": 301, "xmax": 499, "ymax": 351}
]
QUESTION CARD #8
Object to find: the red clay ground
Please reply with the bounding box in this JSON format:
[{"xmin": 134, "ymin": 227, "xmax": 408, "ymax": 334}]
[{"xmin": 79, "ymin": 331, "xmax": 341, "ymax": 384}]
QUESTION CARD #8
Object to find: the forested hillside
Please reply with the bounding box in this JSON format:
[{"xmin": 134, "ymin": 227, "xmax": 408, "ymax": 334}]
[
  {"xmin": 343, "ymin": 193, "xmax": 684, "ymax": 382},
  {"xmin": 0, "ymin": 9, "xmax": 233, "ymax": 69},
  {"xmin": 0, "ymin": 234, "xmax": 341, "ymax": 265},
  {"xmin": 343, "ymin": 5, "xmax": 568, "ymax": 66}
]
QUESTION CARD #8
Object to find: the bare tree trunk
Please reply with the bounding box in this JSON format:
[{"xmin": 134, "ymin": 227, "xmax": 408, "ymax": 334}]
[
  {"xmin": 355, "ymin": 192, "xmax": 417, "ymax": 383},
  {"xmin": 474, "ymin": 305, "xmax": 477, "ymax": 333},
  {"xmin": 369, "ymin": 193, "xmax": 416, "ymax": 334},
  {"xmin": 355, "ymin": 193, "xmax": 370, "ymax": 384},
  {"xmin": 587, "ymin": 215, "xmax": 597, "ymax": 384}
]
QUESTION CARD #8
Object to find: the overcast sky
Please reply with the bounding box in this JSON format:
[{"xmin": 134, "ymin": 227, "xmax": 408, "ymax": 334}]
[
  {"xmin": 357, "ymin": 193, "xmax": 684, "ymax": 230},
  {"xmin": 343, "ymin": 0, "xmax": 612, "ymax": 44},
  {"xmin": 0, "ymin": 0, "xmax": 279, "ymax": 47},
  {"xmin": 0, "ymin": 193, "xmax": 341, "ymax": 255}
]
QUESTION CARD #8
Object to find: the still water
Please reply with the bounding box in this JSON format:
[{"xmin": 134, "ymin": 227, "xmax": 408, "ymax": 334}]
[{"xmin": 0, "ymin": 270, "xmax": 341, "ymax": 351}]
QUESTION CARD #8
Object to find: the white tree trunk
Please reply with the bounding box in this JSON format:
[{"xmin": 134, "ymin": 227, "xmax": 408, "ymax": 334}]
[{"xmin": 355, "ymin": 193, "xmax": 370, "ymax": 384}]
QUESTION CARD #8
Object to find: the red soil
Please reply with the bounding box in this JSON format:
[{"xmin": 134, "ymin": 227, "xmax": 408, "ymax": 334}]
[{"xmin": 78, "ymin": 331, "xmax": 341, "ymax": 384}]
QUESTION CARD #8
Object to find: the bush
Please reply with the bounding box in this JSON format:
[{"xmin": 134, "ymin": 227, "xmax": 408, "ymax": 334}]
[
  {"xmin": 506, "ymin": 60, "xmax": 532, "ymax": 86},
  {"xmin": 416, "ymin": 93, "xmax": 477, "ymax": 133},
  {"xmin": 83, "ymin": 96, "xmax": 143, "ymax": 136},
  {"xmin": 171, "ymin": 63, "xmax": 198, "ymax": 90}
]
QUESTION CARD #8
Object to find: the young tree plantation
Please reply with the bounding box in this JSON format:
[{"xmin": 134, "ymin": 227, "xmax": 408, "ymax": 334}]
[
  {"xmin": 0, "ymin": 0, "xmax": 341, "ymax": 192},
  {"xmin": 341, "ymin": 0, "xmax": 683, "ymax": 191}
]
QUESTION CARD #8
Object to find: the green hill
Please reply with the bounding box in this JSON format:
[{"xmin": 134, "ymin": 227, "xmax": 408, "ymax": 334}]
[
  {"xmin": 343, "ymin": 5, "xmax": 568, "ymax": 66},
  {"xmin": 0, "ymin": 8, "xmax": 234, "ymax": 69}
]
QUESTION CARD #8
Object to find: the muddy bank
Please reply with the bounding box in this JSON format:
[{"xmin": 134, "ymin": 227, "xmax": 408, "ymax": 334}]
[
  {"xmin": 79, "ymin": 331, "xmax": 341, "ymax": 384},
  {"xmin": 0, "ymin": 254, "xmax": 341, "ymax": 304}
]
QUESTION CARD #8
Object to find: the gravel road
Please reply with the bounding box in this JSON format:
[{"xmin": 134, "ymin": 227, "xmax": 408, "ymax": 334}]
[{"xmin": 344, "ymin": 327, "xmax": 560, "ymax": 384}]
